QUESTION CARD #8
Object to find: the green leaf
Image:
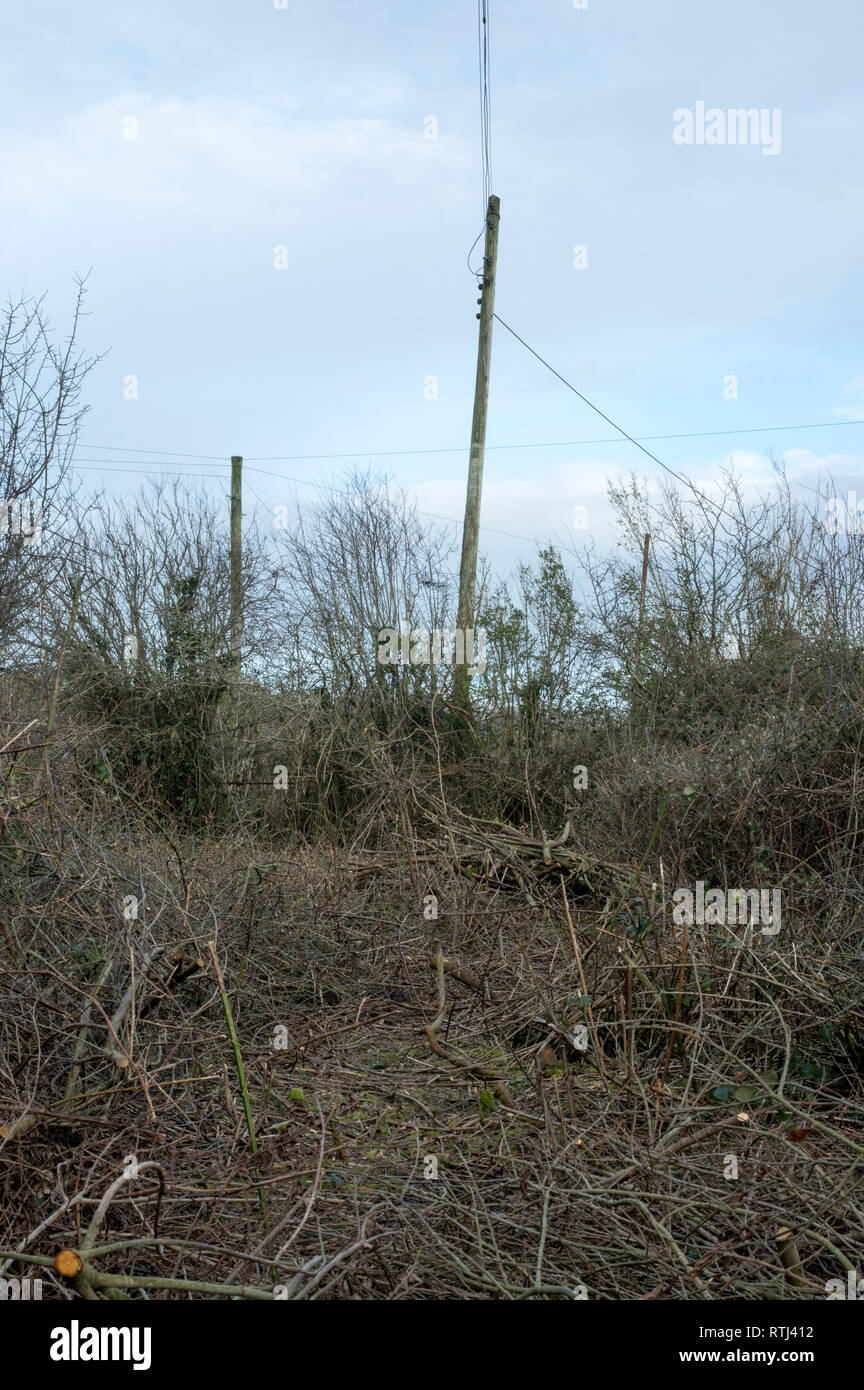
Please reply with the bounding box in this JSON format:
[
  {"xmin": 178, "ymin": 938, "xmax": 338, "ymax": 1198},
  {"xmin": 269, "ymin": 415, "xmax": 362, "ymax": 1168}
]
[{"xmin": 732, "ymin": 1085, "xmax": 759, "ymax": 1102}]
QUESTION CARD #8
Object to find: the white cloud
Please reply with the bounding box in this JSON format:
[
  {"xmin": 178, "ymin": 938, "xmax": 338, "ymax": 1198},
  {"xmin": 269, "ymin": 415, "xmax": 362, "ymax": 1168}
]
[{"xmin": 0, "ymin": 94, "xmax": 468, "ymax": 215}]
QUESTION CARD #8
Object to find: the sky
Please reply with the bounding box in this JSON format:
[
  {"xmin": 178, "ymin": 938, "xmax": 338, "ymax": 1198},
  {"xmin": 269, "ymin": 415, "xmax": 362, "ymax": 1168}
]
[{"xmin": 2, "ymin": 0, "xmax": 864, "ymax": 572}]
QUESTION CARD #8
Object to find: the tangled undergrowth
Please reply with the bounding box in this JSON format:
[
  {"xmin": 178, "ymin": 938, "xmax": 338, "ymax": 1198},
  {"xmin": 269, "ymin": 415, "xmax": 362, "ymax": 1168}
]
[
  {"xmin": 3, "ymin": 472, "xmax": 864, "ymax": 1299},
  {"xmin": 2, "ymin": 789, "xmax": 862, "ymax": 1301}
]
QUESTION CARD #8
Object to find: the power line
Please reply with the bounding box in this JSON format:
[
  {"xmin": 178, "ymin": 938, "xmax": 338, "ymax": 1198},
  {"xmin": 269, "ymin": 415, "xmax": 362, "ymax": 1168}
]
[
  {"xmin": 477, "ymin": 0, "xmax": 492, "ymax": 213},
  {"xmin": 467, "ymin": 0, "xmax": 493, "ymax": 273},
  {"xmin": 68, "ymin": 393, "xmax": 861, "ymax": 546},
  {"xmin": 66, "ymin": 456, "xmax": 546, "ymax": 544},
  {"xmin": 66, "ymin": 411, "xmax": 860, "ymax": 541},
  {"xmin": 59, "ymin": 441, "xmax": 858, "ymax": 552},
  {"xmin": 68, "ymin": 464, "xmax": 227, "ymax": 479},
  {"xmin": 240, "ymin": 415, "xmax": 864, "ymax": 460},
  {"xmin": 73, "ymin": 444, "xmax": 228, "ymax": 460},
  {"xmin": 492, "ymin": 313, "xmax": 778, "ymax": 523},
  {"xmin": 466, "ymin": 222, "xmax": 486, "ymax": 277},
  {"xmin": 76, "ymin": 417, "xmax": 864, "ymax": 469},
  {"xmin": 219, "ymin": 463, "xmax": 544, "ymax": 544}
]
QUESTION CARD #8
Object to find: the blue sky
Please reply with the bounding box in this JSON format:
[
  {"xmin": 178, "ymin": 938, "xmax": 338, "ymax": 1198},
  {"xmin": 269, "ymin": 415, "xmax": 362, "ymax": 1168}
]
[{"xmin": 3, "ymin": 0, "xmax": 863, "ymax": 569}]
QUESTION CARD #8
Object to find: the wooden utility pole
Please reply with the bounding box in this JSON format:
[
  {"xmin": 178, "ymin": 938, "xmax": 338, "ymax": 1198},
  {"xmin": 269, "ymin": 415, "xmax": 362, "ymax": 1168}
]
[
  {"xmin": 638, "ymin": 532, "xmax": 651, "ymax": 626},
  {"xmin": 454, "ymin": 194, "xmax": 500, "ymax": 720},
  {"xmin": 229, "ymin": 455, "xmax": 243, "ymax": 718}
]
